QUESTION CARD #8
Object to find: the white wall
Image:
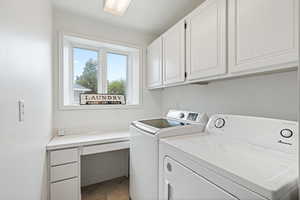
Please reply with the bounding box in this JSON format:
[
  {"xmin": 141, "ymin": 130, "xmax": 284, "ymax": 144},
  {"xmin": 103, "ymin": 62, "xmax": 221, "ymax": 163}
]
[
  {"xmin": 162, "ymin": 71, "xmax": 298, "ymax": 121},
  {"xmin": 0, "ymin": 0, "xmax": 53, "ymax": 200},
  {"xmin": 53, "ymin": 9, "xmax": 162, "ymax": 135},
  {"xmin": 52, "ymin": 9, "xmax": 162, "ymax": 186}
]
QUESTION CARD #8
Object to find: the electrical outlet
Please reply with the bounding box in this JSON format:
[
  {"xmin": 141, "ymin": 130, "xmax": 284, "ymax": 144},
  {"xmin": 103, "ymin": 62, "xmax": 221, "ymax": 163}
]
[
  {"xmin": 18, "ymin": 100, "xmax": 24, "ymax": 122},
  {"xmin": 58, "ymin": 129, "xmax": 65, "ymax": 136}
]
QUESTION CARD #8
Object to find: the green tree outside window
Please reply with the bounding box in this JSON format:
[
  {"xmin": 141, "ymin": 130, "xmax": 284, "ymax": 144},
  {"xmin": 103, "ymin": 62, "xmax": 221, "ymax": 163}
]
[{"xmin": 75, "ymin": 59, "xmax": 126, "ymax": 95}]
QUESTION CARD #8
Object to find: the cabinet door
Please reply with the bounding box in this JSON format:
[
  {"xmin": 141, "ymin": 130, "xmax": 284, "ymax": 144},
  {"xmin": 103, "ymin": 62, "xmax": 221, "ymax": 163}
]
[
  {"xmin": 186, "ymin": 0, "xmax": 227, "ymax": 80},
  {"xmin": 162, "ymin": 21, "xmax": 185, "ymax": 85},
  {"xmin": 163, "ymin": 157, "xmax": 237, "ymax": 200},
  {"xmin": 147, "ymin": 37, "xmax": 163, "ymax": 88},
  {"xmin": 228, "ymin": 0, "xmax": 298, "ymax": 74},
  {"xmin": 50, "ymin": 178, "xmax": 79, "ymax": 200}
]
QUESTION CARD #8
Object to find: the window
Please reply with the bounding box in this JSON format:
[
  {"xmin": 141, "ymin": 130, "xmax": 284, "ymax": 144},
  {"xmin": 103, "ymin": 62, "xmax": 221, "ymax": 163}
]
[
  {"xmin": 73, "ymin": 48, "xmax": 99, "ymax": 104},
  {"xmin": 60, "ymin": 34, "xmax": 141, "ymax": 108},
  {"xmin": 107, "ymin": 53, "xmax": 127, "ymax": 96}
]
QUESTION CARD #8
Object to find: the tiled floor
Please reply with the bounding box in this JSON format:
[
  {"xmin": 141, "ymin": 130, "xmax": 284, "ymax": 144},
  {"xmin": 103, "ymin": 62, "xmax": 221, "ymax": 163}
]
[{"xmin": 81, "ymin": 177, "xmax": 129, "ymax": 200}]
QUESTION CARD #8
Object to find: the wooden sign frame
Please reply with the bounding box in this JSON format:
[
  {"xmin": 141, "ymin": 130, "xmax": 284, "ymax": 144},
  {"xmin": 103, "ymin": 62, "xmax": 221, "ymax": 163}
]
[{"xmin": 80, "ymin": 94, "xmax": 126, "ymax": 105}]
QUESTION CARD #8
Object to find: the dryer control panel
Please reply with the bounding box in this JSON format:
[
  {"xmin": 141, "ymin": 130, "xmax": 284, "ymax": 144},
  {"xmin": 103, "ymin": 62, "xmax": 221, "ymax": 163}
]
[{"xmin": 206, "ymin": 114, "xmax": 298, "ymax": 154}]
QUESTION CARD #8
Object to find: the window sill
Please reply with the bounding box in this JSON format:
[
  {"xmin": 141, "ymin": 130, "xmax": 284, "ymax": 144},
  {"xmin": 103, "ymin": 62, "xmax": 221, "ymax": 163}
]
[{"xmin": 58, "ymin": 104, "xmax": 142, "ymax": 111}]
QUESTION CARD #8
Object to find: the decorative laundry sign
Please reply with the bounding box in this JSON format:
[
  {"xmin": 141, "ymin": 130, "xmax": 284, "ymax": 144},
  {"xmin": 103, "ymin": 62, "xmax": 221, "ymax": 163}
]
[{"xmin": 80, "ymin": 94, "xmax": 126, "ymax": 105}]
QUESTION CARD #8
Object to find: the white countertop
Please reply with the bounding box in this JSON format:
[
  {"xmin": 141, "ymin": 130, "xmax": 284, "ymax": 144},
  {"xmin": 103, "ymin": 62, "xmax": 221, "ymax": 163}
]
[{"xmin": 47, "ymin": 131, "xmax": 130, "ymax": 150}]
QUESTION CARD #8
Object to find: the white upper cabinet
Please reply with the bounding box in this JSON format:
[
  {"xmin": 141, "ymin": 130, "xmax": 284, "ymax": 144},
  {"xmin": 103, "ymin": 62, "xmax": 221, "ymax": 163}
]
[
  {"xmin": 147, "ymin": 37, "xmax": 163, "ymax": 88},
  {"xmin": 228, "ymin": 0, "xmax": 299, "ymax": 74},
  {"xmin": 162, "ymin": 21, "xmax": 185, "ymax": 86},
  {"xmin": 146, "ymin": 0, "xmax": 299, "ymax": 89},
  {"xmin": 186, "ymin": 0, "xmax": 227, "ymax": 80}
]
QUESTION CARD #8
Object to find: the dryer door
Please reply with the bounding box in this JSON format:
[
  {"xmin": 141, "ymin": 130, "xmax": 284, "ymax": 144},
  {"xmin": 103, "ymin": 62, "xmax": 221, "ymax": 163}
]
[{"xmin": 163, "ymin": 157, "xmax": 238, "ymax": 200}]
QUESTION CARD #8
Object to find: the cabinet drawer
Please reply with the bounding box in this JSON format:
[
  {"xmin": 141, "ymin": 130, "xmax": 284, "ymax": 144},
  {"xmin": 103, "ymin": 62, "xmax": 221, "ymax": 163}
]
[
  {"xmin": 51, "ymin": 162, "xmax": 78, "ymax": 182},
  {"xmin": 50, "ymin": 148, "xmax": 78, "ymax": 166},
  {"xmin": 82, "ymin": 141, "xmax": 129, "ymax": 155},
  {"xmin": 50, "ymin": 178, "xmax": 79, "ymax": 200}
]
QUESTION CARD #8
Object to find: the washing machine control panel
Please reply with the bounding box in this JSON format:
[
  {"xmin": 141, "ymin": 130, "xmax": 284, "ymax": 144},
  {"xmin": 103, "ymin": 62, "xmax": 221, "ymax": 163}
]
[
  {"xmin": 178, "ymin": 112, "xmax": 199, "ymax": 121},
  {"xmin": 167, "ymin": 110, "xmax": 208, "ymax": 124}
]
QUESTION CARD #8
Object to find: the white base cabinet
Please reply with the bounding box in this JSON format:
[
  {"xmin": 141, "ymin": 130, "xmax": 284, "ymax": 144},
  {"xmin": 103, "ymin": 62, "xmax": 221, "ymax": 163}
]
[
  {"xmin": 186, "ymin": 0, "xmax": 227, "ymax": 80},
  {"xmin": 228, "ymin": 0, "xmax": 298, "ymax": 74},
  {"xmin": 48, "ymin": 148, "xmax": 80, "ymax": 200},
  {"xmin": 50, "ymin": 178, "xmax": 79, "ymax": 200}
]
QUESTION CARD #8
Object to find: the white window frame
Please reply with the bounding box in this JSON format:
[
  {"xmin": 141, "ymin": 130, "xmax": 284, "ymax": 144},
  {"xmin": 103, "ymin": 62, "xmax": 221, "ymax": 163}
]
[
  {"xmin": 71, "ymin": 44, "xmax": 100, "ymax": 104},
  {"xmin": 103, "ymin": 49, "xmax": 130, "ymax": 94},
  {"xmin": 58, "ymin": 32, "xmax": 143, "ymax": 110}
]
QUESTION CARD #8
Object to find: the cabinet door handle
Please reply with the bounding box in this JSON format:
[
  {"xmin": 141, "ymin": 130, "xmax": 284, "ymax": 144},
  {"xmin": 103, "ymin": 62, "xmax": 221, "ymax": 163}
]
[{"xmin": 167, "ymin": 182, "xmax": 171, "ymax": 200}]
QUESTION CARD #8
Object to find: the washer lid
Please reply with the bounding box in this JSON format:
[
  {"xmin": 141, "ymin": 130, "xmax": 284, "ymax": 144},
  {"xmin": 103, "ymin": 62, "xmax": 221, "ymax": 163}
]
[
  {"xmin": 131, "ymin": 110, "xmax": 208, "ymax": 136},
  {"xmin": 138, "ymin": 119, "xmax": 188, "ymax": 129},
  {"xmin": 161, "ymin": 133, "xmax": 298, "ymax": 200},
  {"xmin": 131, "ymin": 118, "xmax": 190, "ymax": 135}
]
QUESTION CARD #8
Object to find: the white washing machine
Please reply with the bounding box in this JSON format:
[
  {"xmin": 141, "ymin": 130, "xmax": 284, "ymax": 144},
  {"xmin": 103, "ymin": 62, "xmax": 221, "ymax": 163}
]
[
  {"xmin": 130, "ymin": 110, "xmax": 208, "ymax": 200},
  {"xmin": 159, "ymin": 114, "xmax": 298, "ymax": 200}
]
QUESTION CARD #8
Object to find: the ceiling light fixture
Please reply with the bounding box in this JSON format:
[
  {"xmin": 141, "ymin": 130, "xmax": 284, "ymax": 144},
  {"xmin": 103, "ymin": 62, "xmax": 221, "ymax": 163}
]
[{"xmin": 103, "ymin": 0, "xmax": 132, "ymax": 16}]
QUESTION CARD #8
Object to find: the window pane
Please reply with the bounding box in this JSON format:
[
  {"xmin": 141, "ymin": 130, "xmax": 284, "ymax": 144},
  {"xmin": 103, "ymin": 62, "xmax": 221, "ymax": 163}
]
[
  {"xmin": 73, "ymin": 48, "xmax": 98, "ymax": 104},
  {"xmin": 107, "ymin": 53, "xmax": 127, "ymax": 96}
]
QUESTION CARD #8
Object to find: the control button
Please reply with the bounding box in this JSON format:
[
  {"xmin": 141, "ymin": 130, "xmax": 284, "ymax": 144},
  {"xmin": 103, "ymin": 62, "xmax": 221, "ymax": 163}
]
[
  {"xmin": 214, "ymin": 118, "xmax": 225, "ymax": 128},
  {"xmin": 179, "ymin": 113, "xmax": 185, "ymax": 119},
  {"xmin": 166, "ymin": 163, "xmax": 172, "ymax": 172},
  {"xmin": 280, "ymin": 129, "xmax": 293, "ymax": 138}
]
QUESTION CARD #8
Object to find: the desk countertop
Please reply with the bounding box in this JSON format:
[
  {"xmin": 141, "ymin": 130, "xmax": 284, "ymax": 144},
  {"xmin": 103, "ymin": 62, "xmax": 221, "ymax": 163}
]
[{"xmin": 47, "ymin": 131, "xmax": 130, "ymax": 151}]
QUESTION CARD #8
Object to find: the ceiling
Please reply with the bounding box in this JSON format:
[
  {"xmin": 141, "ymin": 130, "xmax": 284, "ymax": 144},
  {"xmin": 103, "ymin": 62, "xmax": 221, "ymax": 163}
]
[{"xmin": 52, "ymin": 0, "xmax": 205, "ymax": 36}]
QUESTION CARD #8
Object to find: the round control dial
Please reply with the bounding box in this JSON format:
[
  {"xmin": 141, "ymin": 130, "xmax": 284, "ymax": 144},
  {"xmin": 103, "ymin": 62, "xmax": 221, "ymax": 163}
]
[
  {"xmin": 214, "ymin": 118, "xmax": 225, "ymax": 128},
  {"xmin": 280, "ymin": 129, "xmax": 293, "ymax": 138},
  {"xmin": 179, "ymin": 113, "xmax": 185, "ymax": 119}
]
